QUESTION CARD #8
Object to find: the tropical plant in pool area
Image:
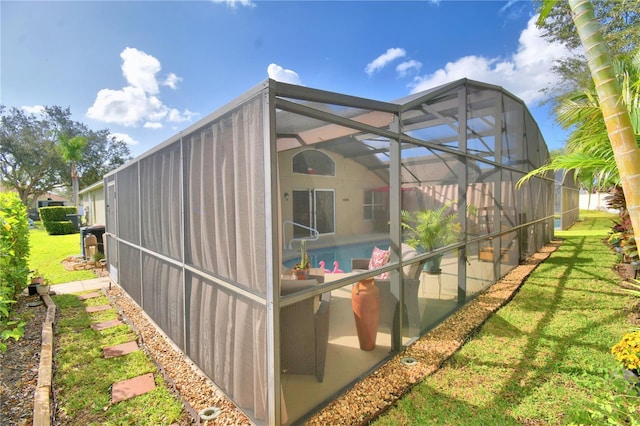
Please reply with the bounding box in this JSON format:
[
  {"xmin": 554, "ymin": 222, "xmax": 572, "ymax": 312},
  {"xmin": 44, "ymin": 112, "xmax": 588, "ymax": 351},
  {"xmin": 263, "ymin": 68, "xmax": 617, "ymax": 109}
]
[
  {"xmin": 292, "ymin": 239, "xmax": 310, "ymax": 279},
  {"xmin": 401, "ymin": 203, "xmax": 461, "ymax": 252},
  {"xmin": 401, "ymin": 203, "xmax": 462, "ymax": 273}
]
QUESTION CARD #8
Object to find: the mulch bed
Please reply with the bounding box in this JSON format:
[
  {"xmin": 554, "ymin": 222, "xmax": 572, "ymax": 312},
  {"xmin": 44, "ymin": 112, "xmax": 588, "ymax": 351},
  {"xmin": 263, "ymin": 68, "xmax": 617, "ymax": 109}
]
[
  {"xmin": 2, "ymin": 238, "xmax": 637, "ymax": 425},
  {"xmin": 0, "ymin": 293, "xmax": 47, "ymax": 426}
]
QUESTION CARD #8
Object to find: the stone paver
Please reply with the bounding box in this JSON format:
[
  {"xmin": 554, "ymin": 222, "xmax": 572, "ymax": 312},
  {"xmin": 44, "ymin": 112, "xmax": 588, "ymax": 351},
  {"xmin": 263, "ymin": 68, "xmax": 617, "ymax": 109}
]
[
  {"xmin": 52, "ymin": 277, "xmax": 112, "ymax": 295},
  {"xmin": 85, "ymin": 304, "xmax": 111, "ymax": 313},
  {"xmin": 103, "ymin": 341, "xmax": 139, "ymax": 359},
  {"xmin": 78, "ymin": 291, "xmax": 101, "ymax": 300},
  {"xmin": 111, "ymin": 373, "xmax": 156, "ymax": 403},
  {"xmin": 91, "ymin": 319, "xmax": 123, "ymax": 331}
]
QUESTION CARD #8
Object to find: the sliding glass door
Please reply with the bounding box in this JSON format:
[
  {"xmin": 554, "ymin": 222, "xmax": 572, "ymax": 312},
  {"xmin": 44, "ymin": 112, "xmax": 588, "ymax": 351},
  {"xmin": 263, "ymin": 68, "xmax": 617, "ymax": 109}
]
[{"xmin": 292, "ymin": 189, "xmax": 335, "ymax": 238}]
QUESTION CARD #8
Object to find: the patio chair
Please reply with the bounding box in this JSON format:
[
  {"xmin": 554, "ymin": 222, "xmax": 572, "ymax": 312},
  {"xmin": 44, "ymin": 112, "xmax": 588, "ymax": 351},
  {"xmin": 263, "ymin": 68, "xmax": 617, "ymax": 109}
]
[
  {"xmin": 280, "ymin": 279, "xmax": 331, "ymax": 382},
  {"xmin": 351, "ymin": 244, "xmax": 425, "ymax": 345}
]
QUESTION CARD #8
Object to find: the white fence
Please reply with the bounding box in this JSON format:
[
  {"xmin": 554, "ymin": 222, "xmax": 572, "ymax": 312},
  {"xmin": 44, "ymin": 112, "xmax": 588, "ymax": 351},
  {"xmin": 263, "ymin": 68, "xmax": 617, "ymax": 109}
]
[{"xmin": 579, "ymin": 190, "xmax": 617, "ymax": 212}]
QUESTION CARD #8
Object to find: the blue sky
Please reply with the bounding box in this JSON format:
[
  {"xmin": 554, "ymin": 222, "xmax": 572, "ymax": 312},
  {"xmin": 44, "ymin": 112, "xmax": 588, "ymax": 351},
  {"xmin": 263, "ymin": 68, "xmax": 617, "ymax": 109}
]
[{"xmin": 1, "ymin": 0, "xmax": 575, "ymax": 157}]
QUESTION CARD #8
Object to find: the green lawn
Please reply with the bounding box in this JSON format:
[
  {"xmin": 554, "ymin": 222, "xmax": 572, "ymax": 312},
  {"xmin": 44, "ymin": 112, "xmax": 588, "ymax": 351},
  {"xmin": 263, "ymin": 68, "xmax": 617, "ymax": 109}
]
[
  {"xmin": 27, "ymin": 222, "xmax": 188, "ymax": 424},
  {"xmin": 29, "ymin": 223, "xmax": 96, "ymax": 284},
  {"xmin": 53, "ymin": 293, "xmax": 187, "ymax": 425},
  {"xmin": 375, "ymin": 211, "xmax": 639, "ymax": 425}
]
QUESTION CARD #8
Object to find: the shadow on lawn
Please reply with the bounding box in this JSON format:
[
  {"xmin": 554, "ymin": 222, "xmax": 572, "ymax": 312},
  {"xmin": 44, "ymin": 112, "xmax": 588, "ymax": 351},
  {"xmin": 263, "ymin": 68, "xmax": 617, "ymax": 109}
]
[
  {"xmin": 399, "ymin": 234, "xmax": 630, "ymax": 424},
  {"xmin": 472, "ymin": 234, "xmax": 626, "ymax": 422}
]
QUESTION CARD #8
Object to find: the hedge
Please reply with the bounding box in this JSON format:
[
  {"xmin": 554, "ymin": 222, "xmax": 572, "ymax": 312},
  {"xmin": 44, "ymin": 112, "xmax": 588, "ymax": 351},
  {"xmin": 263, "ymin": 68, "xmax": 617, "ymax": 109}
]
[
  {"xmin": 40, "ymin": 206, "xmax": 78, "ymax": 235},
  {"xmin": 45, "ymin": 221, "xmax": 78, "ymax": 235},
  {"xmin": 39, "ymin": 206, "xmax": 77, "ymax": 222}
]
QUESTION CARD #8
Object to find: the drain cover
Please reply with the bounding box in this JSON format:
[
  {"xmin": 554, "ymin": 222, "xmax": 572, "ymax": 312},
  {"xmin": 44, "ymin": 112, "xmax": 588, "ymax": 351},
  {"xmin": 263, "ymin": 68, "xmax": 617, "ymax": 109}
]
[
  {"xmin": 400, "ymin": 357, "xmax": 418, "ymax": 366},
  {"xmin": 199, "ymin": 406, "xmax": 222, "ymax": 421}
]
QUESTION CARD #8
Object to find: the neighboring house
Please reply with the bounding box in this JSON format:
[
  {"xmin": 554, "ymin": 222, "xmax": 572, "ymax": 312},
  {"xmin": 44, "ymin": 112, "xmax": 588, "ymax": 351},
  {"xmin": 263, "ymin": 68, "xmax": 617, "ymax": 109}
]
[
  {"xmin": 32, "ymin": 193, "xmax": 69, "ymax": 220},
  {"xmin": 78, "ymin": 181, "xmax": 105, "ymax": 226},
  {"xmin": 0, "ymin": 183, "xmax": 70, "ymax": 220}
]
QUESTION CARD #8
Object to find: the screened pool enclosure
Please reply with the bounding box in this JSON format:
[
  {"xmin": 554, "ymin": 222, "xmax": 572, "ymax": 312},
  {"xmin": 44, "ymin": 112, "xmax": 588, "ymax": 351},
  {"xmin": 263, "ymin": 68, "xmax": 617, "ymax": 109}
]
[{"xmin": 104, "ymin": 78, "xmax": 554, "ymax": 425}]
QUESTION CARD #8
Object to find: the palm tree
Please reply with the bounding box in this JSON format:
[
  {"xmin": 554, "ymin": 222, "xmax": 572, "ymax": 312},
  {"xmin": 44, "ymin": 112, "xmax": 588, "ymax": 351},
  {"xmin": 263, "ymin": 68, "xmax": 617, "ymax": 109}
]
[
  {"xmin": 58, "ymin": 135, "xmax": 87, "ymax": 206},
  {"xmin": 520, "ymin": 52, "xmax": 640, "ymax": 191},
  {"xmin": 538, "ymin": 0, "xmax": 640, "ymax": 243}
]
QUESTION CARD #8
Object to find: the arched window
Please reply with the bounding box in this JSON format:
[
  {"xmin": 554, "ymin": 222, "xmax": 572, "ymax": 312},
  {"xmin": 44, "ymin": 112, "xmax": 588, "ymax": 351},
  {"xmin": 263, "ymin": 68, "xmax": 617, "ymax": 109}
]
[{"xmin": 292, "ymin": 150, "xmax": 335, "ymax": 176}]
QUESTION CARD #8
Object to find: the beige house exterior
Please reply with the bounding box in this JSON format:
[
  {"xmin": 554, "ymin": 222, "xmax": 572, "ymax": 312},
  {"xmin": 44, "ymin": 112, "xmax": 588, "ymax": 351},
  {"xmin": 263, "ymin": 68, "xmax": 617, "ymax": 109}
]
[
  {"xmin": 278, "ymin": 147, "xmax": 388, "ymax": 247},
  {"xmin": 78, "ymin": 181, "xmax": 105, "ymax": 226}
]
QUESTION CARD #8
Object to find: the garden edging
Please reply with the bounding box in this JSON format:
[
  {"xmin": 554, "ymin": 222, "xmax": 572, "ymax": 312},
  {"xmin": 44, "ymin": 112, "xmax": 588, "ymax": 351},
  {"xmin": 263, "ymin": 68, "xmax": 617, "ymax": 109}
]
[{"xmin": 33, "ymin": 293, "xmax": 56, "ymax": 426}]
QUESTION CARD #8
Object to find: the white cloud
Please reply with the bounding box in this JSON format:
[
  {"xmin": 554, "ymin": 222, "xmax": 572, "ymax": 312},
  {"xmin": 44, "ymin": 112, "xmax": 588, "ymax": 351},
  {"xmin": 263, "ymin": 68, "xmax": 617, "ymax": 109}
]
[
  {"xmin": 143, "ymin": 122, "xmax": 163, "ymax": 129},
  {"xmin": 499, "ymin": 0, "xmax": 521, "ymax": 15},
  {"xmin": 163, "ymin": 73, "xmax": 182, "ymax": 90},
  {"xmin": 120, "ymin": 47, "xmax": 161, "ymax": 94},
  {"xmin": 409, "ymin": 15, "xmax": 574, "ymax": 105},
  {"xmin": 87, "ymin": 47, "xmax": 196, "ymax": 128},
  {"xmin": 267, "ymin": 63, "xmax": 302, "ymax": 85},
  {"xmin": 110, "ymin": 132, "xmax": 139, "ymax": 145},
  {"xmin": 21, "ymin": 105, "xmax": 45, "ymax": 115},
  {"xmin": 212, "ymin": 0, "xmax": 255, "ymax": 8},
  {"xmin": 167, "ymin": 108, "xmax": 198, "ymax": 123},
  {"xmin": 365, "ymin": 48, "xmax": 406, "ymax": 75},
  {"xmin": 396, "ymin": 60, "xmax": 422, "ymax": 78}
]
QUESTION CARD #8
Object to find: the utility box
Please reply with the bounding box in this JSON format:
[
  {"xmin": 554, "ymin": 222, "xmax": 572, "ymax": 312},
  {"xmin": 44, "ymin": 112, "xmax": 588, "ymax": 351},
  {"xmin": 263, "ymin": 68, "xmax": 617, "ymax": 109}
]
[{"xmin": 80, "ymin": 225, "xmax": 105, "ymax": 258}]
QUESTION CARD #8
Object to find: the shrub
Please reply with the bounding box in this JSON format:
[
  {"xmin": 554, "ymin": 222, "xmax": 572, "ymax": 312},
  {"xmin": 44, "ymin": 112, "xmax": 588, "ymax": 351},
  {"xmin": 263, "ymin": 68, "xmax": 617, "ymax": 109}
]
[
  {"xmin": 0, "ymin": 192, "xmax": 30, "ymax": 351},
  {"xmin": 40, "ymin": 206, "xmax": 78, "ymax": 235},
  {"xmin": 39, "ymin": 206, "xmax": 77, "ymax": 222},
  {"xmin": 0, "ymin": 192, "xmax": 30, "ymax": 295},
  {"xmin": 45, "ymin": 221, "xmax": 78, "ymax": 235}
]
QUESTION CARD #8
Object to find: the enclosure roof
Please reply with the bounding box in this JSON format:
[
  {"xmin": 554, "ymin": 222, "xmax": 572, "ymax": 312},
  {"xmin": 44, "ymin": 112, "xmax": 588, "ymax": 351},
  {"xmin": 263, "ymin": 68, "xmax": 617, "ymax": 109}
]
[
  {"xmin": 106, "ymin": 78, "xmax": 546, "ymax": 184},
  {"xmin": 274, "ymin": 77, "xmax": 545, "ymax": 185}
]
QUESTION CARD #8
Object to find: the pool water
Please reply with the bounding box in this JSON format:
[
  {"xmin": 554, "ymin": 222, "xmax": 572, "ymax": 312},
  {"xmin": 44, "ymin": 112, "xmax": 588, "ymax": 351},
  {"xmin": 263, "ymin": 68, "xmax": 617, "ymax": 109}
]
[{"xmin": 284, "ymin": 240, "xmax": 390, "ymax": 273}]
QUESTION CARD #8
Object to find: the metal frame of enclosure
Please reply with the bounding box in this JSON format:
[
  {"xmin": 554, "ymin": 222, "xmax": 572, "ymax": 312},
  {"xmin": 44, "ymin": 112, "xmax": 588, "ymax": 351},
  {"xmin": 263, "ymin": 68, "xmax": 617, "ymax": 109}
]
[{"xmin": 104, "ymin": 78, "xmax": 554, "ymax": 425}]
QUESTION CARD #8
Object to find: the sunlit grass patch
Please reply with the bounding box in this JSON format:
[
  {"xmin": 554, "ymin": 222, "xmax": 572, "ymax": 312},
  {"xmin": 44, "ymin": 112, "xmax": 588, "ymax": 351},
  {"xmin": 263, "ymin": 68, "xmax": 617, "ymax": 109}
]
[{"xmin": 377, "ymin": 211, "xmax": 638, "ymax": 424}]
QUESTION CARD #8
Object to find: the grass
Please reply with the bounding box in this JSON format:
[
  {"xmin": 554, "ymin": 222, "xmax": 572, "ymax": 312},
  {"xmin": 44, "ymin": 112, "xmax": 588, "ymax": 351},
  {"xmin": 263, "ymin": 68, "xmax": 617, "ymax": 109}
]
[
  {"xmin": 53, "ymin": 293, "xmax": 187, "ymax": 425},
  {"xmin": 27, "ymin": 223, "xmax": 188, "ymax": 425},
  {"xmin": 28, "ymin": 223, "xmax": 96, "ymax": 284},
  {"xmin": 375, "ymin": 211, "xmax": 639, "ymax": 425}
]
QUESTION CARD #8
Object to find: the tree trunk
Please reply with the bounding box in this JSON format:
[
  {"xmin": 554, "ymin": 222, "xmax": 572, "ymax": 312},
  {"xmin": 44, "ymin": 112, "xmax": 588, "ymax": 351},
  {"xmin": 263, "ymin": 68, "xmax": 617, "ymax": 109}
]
[
  {"xmin": 569, "ymin": 0, "xmax": 640, "ymax": 243},
  {"xmin": 71, "ymin": 161, "xmax": 78, "ymax": 206}
]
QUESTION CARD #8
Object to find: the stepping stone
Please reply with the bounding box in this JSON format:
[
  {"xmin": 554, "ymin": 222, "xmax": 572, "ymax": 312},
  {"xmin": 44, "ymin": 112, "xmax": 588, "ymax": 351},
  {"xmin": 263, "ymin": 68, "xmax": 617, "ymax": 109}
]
[
  {"xmin": 78, "ymin": 291, "xmax": 101, "ymax": 300},
  {"xmin": 103, "ymin": 341, "xmax": 139, "ymax": 359},
  {"xmin": 91, "ymin": 319, "xmax": 123, "ymax": 331},
  {"xmin": 111, "ymin": 373, "xmax": 156, "ymax": 403},
  {"xmin": 85, "ymin": 304, "xmax": 111, "ymax": 313}
]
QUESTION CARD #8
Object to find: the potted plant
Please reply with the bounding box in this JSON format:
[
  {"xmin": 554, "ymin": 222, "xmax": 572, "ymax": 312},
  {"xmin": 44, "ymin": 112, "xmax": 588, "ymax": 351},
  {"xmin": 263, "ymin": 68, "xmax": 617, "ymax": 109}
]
[
  {"xmin": 292, "ymin": 240, "xmax": 310, "ymax": 280},
  {"xmin": 28, "ymin": 270, "xmax": 44, "ymax": 295},
  {"xmin": 611, "ymin": 331, "xmax": 640, "ymax": 389},
  {"xmin": 36, "ymin": 277, "xmax": 51, "ymax": 295},
  {"xmin": 401, "ymin": 202, "xmax": 462, "ymax": 274}
]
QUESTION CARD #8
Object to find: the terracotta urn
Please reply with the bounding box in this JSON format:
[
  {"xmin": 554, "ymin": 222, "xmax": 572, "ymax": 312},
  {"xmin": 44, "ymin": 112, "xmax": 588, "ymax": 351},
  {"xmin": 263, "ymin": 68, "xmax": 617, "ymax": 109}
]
[{"xmin": 351, "ymin": 278, "xmax": 380, "ymax": 351}]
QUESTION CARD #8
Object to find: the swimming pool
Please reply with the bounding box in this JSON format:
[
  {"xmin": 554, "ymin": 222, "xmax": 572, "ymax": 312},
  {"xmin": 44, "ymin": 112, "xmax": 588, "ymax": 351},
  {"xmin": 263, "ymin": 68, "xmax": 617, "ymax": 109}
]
[{"xmin": 284, "ymin": 240, "xmax": 390, "ymax": 273}]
